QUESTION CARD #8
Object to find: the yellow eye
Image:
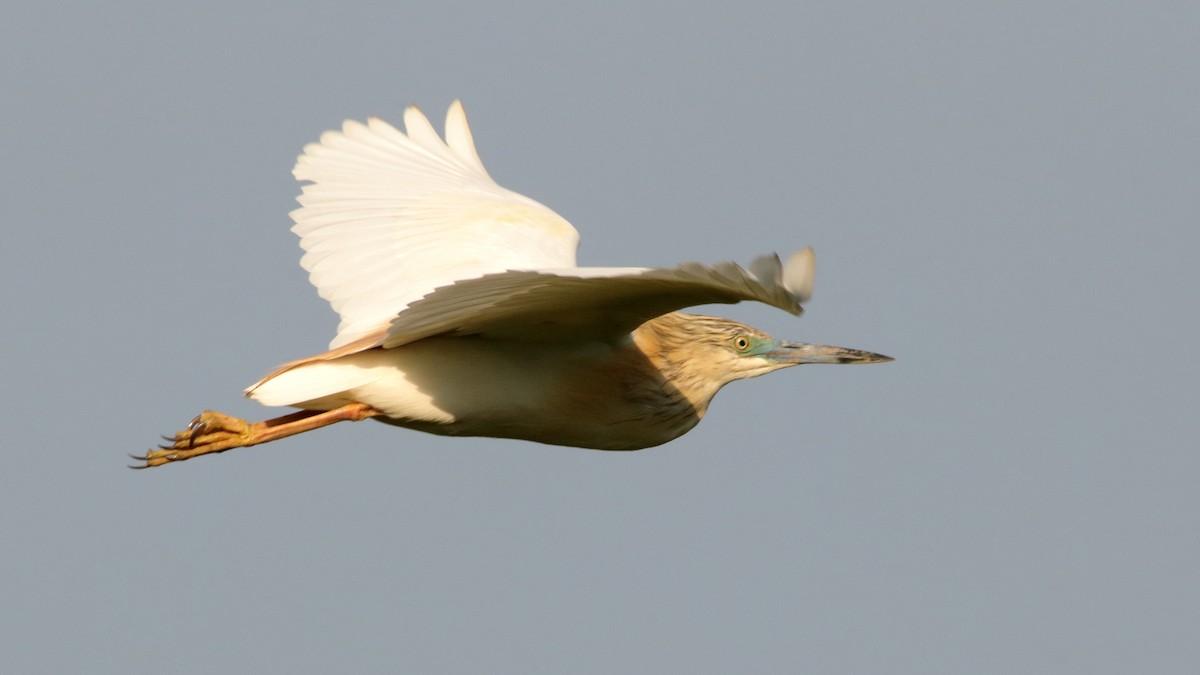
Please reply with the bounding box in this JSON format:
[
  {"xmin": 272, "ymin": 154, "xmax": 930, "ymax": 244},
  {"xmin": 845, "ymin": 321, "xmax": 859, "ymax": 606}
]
[{"xmin": 732, "ymin": 336, "xmax": 751, "ymax": 352}]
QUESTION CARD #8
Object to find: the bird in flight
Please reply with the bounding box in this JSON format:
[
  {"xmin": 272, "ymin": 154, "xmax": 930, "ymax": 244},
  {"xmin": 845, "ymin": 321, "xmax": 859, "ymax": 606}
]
[{"xmin": 135, "ymin": 101, "xmax": 891, "ymax": 468}]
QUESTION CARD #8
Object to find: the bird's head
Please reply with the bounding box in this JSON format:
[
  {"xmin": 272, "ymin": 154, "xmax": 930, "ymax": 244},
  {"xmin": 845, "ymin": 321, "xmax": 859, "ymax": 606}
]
[{"xmin": 637, "ymin": 313, "xmax": 892, "ymax": 406}]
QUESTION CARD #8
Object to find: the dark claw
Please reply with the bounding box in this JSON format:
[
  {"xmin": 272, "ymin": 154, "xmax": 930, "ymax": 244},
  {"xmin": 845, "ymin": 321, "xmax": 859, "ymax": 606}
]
[
  {"xmin": 186, "ymin": 417, "xmax": 210, "ymax": 447},
  {"xmin": 187, "ymin": 415, "xmax": 210, "ymax": 433}
]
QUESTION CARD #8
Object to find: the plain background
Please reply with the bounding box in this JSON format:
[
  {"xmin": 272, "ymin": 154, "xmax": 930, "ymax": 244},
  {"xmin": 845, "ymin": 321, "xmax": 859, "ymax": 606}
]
[{"xmin": 2, "ymin": 2, "xmax": 1197, "ymax": 673}]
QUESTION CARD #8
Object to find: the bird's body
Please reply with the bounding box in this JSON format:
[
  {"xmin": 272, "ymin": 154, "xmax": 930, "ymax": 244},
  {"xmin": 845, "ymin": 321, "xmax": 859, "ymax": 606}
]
[
  {"xmin": 251, "ymin": 313, "xmax": 714, "ymax": 450},
  {"xmin": 137, "ymin": 101, "xmax": 890, "ymax": 468}
]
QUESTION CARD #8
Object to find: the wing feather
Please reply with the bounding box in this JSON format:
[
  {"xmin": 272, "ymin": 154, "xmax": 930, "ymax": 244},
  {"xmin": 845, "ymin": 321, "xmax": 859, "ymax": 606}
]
[
  {"xmin": 288, "ymin": 101, "xmax": 815, "ymax": 359},
  {"xmin": 443, "ymin": 100, "xmax": 490, "ymax": 176},
  {"xmin": 380, "ymin": 248, "xmax": 816, "ymax": 347},
  {"xmin": 291, "ymin": 101, "xmax": 580, "ymax": 349}
]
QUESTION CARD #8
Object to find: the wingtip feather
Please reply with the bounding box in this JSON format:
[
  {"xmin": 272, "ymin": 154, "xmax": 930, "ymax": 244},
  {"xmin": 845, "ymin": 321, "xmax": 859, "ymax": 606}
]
[
  {"xmin": 445, "ymin": 100, "xmax": 490, "ymax": 176},
  {"xmin": 782, "ymin": 247, "xmax": 815, "ymax": 303}
]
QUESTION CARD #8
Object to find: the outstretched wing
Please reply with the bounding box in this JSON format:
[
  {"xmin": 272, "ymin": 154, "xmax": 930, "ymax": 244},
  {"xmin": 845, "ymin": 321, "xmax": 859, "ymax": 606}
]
[
  {"xmin": 292, "ymin": 101, "xmax": 580, "ymax": 349},
  {"xmin": 381, "ymin": 248, "xmax": 816, "ymax": 347}
]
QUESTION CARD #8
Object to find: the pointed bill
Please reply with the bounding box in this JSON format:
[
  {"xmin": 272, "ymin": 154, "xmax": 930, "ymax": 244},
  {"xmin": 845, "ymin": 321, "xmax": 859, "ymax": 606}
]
[{"xmin": 768, "ymin": 341, "xmax": 893, "ymax": 364}]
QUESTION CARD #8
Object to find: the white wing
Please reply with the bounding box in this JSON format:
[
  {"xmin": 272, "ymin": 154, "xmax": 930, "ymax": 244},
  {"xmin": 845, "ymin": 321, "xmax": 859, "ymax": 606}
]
[
  {"xmin": 292, "ymin": 101, "xmax": 580, "ymax": 349},
  {"xmin": 381, "ymin": 248, "xmax": 816, "ymax": 347}
]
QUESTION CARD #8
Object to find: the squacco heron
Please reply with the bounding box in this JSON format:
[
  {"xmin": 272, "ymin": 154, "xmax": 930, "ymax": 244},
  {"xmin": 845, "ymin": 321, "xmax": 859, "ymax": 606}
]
[{"xmin": 135, "ymin": 101, "xmax": 891, "ymax": 468}]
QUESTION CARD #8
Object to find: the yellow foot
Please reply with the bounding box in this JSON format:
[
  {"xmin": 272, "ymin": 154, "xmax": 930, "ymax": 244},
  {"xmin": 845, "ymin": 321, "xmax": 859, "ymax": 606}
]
[
  {"xmin": 132, "ymin": 410, "xmax": 255, "ymax": 468},
  {"xmin": 133, "ymin": 403, "xmax": 379, "ymax": 469}
]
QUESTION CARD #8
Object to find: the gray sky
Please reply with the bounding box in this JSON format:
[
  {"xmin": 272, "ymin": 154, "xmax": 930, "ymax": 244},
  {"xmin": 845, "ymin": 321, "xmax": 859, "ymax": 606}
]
[{"xmin": 2, "ymin": 2, "xmax": 1198, "ymax": 673}]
